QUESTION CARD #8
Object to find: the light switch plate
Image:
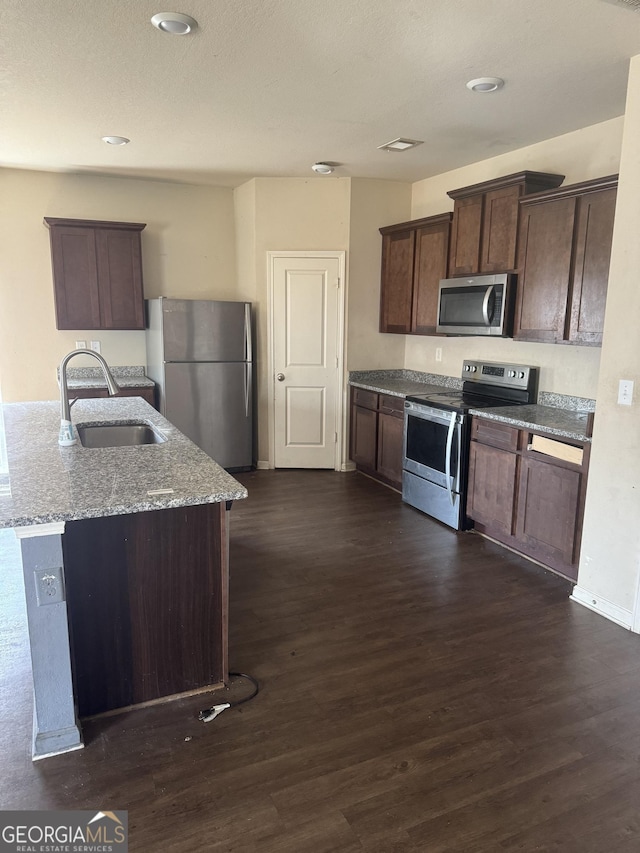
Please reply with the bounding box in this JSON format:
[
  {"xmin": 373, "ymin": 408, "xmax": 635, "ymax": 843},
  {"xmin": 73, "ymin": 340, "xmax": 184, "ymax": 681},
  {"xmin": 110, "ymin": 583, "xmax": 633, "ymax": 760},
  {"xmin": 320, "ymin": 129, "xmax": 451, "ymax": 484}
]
[
  {"xmin": 618, "ymin": 379, "xmax": 634, "ymax": 406},
  {"xmin": 90, "ymin": 340, "xmax": 101, "ymax": 353}
]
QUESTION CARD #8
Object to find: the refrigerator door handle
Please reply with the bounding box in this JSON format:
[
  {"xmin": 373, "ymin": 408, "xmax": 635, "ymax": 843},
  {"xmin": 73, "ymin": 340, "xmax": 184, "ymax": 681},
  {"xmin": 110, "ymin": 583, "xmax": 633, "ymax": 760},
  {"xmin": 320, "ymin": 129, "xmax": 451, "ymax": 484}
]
[
  {"xmin": 244, "ymin": 362, "xmax": 252, "ymax": 417},
  {"xmin": 244, "ymin": 303, "xmax": 252, "ymax": 364}
]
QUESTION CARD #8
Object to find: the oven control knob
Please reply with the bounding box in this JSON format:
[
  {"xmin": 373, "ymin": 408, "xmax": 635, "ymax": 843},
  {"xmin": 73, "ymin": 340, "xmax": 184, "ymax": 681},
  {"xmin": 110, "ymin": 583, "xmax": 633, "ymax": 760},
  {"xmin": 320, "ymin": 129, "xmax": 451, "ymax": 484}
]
[
  {"xmin": 464, "ymin": 365, "xmax": 470, "ymax": 371},
  {"xmin": 470, "ymin": 365, "xmax": 477, "ymax": 372},
  {"xmin": 507, "ymin": 370, "xmax": 516, "ymax": 378},
  {"xmin": 518, "ymin": 371, "xmax": 525, "ymax": 379}
]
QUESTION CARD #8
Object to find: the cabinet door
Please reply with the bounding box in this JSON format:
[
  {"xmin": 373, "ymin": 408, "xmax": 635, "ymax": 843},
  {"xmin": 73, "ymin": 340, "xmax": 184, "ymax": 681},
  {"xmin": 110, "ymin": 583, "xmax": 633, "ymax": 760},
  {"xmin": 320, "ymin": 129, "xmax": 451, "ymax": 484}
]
[
  {"xmin": 380, "ymin": 229, "xmax": 415, "ymax": 333},
  {"xmin": 466, "ymin": 440, "xmax": 518, "ymax": 536},
  {"xmin": 376, "ymin": 411, "xmax": 404, "ymax": 488},
  {"xmin": 480, "ymin": 185, "xmax": 521, "ymax": 273},
  {"xmin": 568, "ymin": 187, "xmax": 616, "ymax": 345},
  {"xmin": 95, "ymin": 228, "xmax": 145, "ymax": 330},
  {"xmin": 48, "ymin": 225, "xmax": 102, "ymax": 329},
  {"xmin": 514, "ymin": 197, "xmax": 576, "ymax": 342},
  {"xmin": 515, "ymin": 455, "xmax": 582, "ymax": 578},
  {"xmin": 449, "ymin": 194, "xmax": 483, "ymax": 276},
  {"xmin": 411, "ymin": 219, "xmax": 450, "ymax": 335},
  {"xmin": 68, "ymin": 388, "xmax": 108, "ymax": 400},
  {"xmin": 350, "ymin": 405, "xmax": 378, "ymax": 471}
]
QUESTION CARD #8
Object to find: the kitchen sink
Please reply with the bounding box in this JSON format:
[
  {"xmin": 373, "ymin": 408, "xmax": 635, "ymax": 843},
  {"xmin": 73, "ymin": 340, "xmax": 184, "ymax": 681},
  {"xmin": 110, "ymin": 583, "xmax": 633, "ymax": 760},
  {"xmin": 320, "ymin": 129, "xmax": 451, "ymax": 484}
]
[{"xmin": 77, "ymin": 422, "xmax": 166, "ymax": 448}]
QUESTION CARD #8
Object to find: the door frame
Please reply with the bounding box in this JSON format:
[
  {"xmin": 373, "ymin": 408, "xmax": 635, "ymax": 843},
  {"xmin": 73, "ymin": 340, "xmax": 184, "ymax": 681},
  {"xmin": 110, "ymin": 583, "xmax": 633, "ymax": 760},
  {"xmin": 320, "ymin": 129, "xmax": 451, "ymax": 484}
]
[{"xmin": 267, "ymin": 251, "xmax": 347, "ymax": 471}]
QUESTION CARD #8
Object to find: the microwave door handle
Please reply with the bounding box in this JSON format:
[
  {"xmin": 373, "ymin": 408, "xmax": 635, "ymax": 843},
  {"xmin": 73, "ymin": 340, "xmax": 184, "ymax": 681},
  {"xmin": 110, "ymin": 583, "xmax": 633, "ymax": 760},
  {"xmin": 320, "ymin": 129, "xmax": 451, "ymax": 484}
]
[
  {"xmin": 444, "ymin": 411, "xmax": 457, "ymax": 506},
  {"xmin": 482, "ymin": 285, "xmax": 494, "ymax": 326}
]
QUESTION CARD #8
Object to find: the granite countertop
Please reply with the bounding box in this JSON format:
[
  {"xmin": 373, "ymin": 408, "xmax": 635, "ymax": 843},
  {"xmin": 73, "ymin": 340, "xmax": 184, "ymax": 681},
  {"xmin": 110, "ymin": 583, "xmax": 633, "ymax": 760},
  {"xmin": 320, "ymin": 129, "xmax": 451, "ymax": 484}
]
[
  {"xmin": 349, "ymin": 369, "xmax": 594, "ymax": 443},
  {"xmin": 63, "ymin": 365, "xmax": 155, "ymax": 390},
  {"xmin": 468, "ymin": 404, "xmax": 593, "ymax": 442},
  {"xmin": 349, "ymin": 368, "xmax": 462, "ymax": 398},
  {"xmin": 0, "ymin": 397, "xmax": 247, "ymax": 529}
]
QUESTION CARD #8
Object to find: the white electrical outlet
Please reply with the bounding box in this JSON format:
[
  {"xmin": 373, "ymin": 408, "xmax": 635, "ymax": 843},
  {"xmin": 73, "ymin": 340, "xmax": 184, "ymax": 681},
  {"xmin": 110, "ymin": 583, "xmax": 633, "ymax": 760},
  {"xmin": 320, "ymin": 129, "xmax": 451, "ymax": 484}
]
[
  {"xmin": 90, "ymin": 340, "xmax": 101, "ymax": 353},
  {"xmin": 618, "ymin": 379, "xmax": 634, "ymax": 406},
  {"xmin": 34, "ymin": 567, "xmax": 65, "ymax": 606},
  {"xmin": 435, "ymin": 347, "xmax": 442, "ymax": 362},
  {"xmin": 75, "ymin": 340, "xmax": 86, "ymax": 349}
]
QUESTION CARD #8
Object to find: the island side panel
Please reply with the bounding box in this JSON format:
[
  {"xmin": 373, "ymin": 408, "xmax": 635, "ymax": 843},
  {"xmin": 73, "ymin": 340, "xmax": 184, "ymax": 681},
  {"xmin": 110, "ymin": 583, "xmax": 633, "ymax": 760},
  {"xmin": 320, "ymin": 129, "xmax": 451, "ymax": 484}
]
[
  {"xmin": 17, "ymin": 529, "xmax": 84, "ymax": 759},
  {"xmin": 63, "ymin": 502, "xmax": 228, "ymax": 717}
]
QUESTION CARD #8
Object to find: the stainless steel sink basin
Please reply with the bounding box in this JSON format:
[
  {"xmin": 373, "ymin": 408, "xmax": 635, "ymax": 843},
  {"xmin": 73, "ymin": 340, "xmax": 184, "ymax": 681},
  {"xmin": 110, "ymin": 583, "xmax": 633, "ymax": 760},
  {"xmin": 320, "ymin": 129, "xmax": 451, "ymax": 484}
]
[{"xmin": 77, "ymin": 422, "xmax": 166, "ymax": 448}]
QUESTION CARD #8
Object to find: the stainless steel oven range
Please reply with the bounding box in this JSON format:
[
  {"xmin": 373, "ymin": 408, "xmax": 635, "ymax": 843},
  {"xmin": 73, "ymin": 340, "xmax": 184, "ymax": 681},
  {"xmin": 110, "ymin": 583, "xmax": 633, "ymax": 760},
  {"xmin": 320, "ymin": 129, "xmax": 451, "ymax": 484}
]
[{"xmin": 402, "ymin": 360, "xmax": 538, "ymax": 530}]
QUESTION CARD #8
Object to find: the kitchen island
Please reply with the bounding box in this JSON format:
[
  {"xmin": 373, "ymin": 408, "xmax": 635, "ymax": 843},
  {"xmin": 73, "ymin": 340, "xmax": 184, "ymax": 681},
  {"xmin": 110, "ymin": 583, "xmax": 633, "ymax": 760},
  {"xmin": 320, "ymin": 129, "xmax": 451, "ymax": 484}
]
[{"xmin": 0, "ymin": 397, "xmax": 247, "ymax": 759}]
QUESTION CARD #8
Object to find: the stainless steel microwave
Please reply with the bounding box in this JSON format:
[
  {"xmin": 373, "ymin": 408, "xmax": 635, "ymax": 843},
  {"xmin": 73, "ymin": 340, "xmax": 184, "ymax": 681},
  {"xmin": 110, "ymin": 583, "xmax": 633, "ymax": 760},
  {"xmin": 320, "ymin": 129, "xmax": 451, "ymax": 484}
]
[{"xmin": 436, "ymin": 273, "xmax": 516, "ymax": 337}]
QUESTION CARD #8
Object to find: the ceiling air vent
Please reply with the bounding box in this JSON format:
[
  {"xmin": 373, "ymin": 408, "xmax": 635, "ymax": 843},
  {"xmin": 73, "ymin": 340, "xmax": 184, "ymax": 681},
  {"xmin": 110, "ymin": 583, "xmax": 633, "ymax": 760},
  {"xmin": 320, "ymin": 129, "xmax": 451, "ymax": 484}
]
[{"xmin": 601, "ymin": 0, "xmax": 640, "ymax": 11}]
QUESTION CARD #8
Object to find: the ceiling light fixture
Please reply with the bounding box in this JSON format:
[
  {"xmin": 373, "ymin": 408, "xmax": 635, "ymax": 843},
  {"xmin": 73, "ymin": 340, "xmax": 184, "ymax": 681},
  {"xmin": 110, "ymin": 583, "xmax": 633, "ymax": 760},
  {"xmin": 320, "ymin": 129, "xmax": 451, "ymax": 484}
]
[
  {"xmin": 101, "ymin": 136, "xmax": 130, "ymax": 146},
  {"xmin": 466, "ymin": 77, "xmax": 504, "ymax": 93},
  {"xmin": 312, "ymin": 163, "xmax": 334, "ymax": 174},
  {"xmin": 377, "ymin": 138, "xmax": 424, "ymax": 152},
  {"xmin": 151, "ymin": 12, "xmax": 198, "ymax": 35}
]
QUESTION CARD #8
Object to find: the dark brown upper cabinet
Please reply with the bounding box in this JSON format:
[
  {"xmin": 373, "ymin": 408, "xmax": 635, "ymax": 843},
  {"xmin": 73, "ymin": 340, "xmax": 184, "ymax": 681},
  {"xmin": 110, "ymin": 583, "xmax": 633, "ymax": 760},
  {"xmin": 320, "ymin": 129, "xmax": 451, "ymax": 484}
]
[
  {"xmin": 379, "ymin": 213, "xmax": 452, "ymax": 335},
  {"xmin": 514, "ymin": 175, "xmax": 617, "ymax": 346},
  {"xmin": 447, "ymin": 171, "xmax": 565, "ymax": 277},
  {"xmin": 44, "ymin": 218, "xmax": 146, "ymax": 330}
]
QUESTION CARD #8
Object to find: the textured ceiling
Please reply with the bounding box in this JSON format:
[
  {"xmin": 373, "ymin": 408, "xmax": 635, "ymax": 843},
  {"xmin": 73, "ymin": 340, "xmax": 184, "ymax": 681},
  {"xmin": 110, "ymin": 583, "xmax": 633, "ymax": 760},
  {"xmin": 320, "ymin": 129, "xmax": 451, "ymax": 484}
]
[{"xmin": 2, "ymin": 0, "xmax": 640, "ymax": 187}]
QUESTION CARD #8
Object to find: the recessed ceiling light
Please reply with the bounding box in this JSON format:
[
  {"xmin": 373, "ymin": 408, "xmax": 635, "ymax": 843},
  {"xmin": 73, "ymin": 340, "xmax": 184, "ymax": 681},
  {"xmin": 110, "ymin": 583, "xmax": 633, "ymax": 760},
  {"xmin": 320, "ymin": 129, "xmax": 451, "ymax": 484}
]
[
  {"xmin": 151, "ymin": 12, "xmax": 198, "ymax": 35},
  {"xmin": 377, "ymin": 138, "xmax": 424, "ymax": 152},
  {"xmin": 466, "ymin": 77, "xmax": 504, "ymax": 93},
  {"xmin": 101, "ymin": 136, "xmax": 130, "ymax": 146},
  {"xmin": 312, "ymin": 163, "xmax": 334, "ymax": 174}
]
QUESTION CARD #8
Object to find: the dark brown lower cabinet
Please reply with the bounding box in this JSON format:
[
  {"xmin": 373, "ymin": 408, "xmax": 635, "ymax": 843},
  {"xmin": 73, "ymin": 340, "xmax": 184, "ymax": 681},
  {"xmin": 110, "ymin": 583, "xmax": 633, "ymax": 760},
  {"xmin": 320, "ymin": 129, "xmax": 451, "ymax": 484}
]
[
  {"xmin": 350, "ymin": 387, "xmax": 404, "ymax": 490},
  {"xmin": 466, "ymin": 417, "xmax": 588, "ymax": 581},
  {"xmin": 516, "ymin": 455, "xmax": 583, "ymax": 570},
  {"xmin": 63, "ymin": 503, "xmax": 229, "ymax": 717},
  {"xmin": 69, "ymin": 384, "xmax": 157, "ymax": 408},
  {"xmin": 467, "ymin": 440, "xmax": 518, "ymax": 537}
]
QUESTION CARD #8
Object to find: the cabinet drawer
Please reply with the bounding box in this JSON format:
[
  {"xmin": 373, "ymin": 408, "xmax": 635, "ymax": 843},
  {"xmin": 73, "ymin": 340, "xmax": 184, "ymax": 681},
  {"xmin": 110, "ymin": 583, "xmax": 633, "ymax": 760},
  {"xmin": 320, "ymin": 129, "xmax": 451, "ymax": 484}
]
[
  {"xmin": 471, "ymin": 417, "xmax": 519, "ymax": 451},
  {"xmin": 379, "ymin": 394, "xmax": 404, "ymax": 417},
  {"xmin": 353, "ymin": 388, "xmax": 379, "ymax": 411}
]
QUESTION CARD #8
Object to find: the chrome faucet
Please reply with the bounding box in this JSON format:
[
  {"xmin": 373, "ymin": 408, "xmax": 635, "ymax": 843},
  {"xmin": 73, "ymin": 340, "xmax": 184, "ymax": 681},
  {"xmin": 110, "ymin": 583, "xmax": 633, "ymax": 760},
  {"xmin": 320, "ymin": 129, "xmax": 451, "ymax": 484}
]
[{"xmin": 58, "ymin": 349, "xmax": 120, "ymax": 445}]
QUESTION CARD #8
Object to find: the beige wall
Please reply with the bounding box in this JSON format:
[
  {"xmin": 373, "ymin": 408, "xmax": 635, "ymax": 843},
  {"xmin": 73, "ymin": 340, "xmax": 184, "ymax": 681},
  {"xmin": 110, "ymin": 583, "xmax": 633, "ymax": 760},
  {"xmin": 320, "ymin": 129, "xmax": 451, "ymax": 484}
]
[
  {"xmin": 0, "ymin": 168, "xmax": 236, "ymax": 402},
  {"xmin": 346, "ymin": 179, "xmax": 411, "ymax": 371},
  {"xmin": 404, "ymin": 118, "xmax": 624, "ymax": 397},
  {"xmin": 235, "ymin": 177, "xmax": 352, "ymax": 463},
  {"xmin": 576, "ymin": 58, "xmax": 640, "ymax": 622}
]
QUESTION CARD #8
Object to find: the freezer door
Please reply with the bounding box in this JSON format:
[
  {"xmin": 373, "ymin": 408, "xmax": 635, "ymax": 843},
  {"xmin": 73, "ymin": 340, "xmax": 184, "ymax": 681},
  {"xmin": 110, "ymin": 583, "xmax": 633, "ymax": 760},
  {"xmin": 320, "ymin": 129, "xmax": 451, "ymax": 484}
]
[
  {"xmin": 163, "ymin": 362, "xmax": 253, "ymax": 470},
  {"xmin": 160, "ymin": 299, "xmax": 250, "ymax": 363}
]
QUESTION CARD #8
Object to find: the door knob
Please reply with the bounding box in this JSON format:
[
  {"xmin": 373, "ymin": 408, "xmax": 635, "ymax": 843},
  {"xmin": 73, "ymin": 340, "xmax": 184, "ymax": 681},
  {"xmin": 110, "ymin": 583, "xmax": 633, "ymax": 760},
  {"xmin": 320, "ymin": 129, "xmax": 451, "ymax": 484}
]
[{"xmin": 276, "ymin": 373, "xmax": 285, "ymax": 381}]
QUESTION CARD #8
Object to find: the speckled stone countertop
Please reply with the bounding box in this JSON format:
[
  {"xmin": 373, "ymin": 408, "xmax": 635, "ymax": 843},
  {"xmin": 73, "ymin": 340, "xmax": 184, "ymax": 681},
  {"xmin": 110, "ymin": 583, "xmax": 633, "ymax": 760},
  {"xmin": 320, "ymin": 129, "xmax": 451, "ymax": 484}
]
[
  {"xmin": 468, "ymin": 404, "xmax": 593, "ymax": 442},
  {"xmin": 349, "ymin": 369, "xmax": 462, "ymax": 398},
  {"xmin": 62, "ymin": 365, "xmax": 155, "ymax": 389},
  {"xmin": 350, "ymin": 369, "xmax": 595, "ymax": 442},
  {"xmin": 0, "ymin": 397, "xmax": 247, "ymax": 529}
]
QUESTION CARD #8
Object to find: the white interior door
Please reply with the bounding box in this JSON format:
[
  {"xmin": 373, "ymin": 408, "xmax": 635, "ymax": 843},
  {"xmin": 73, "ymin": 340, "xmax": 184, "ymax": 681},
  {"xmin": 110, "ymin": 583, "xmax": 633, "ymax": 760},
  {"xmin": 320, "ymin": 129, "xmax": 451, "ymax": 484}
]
[{"xmin": 270, "ymin": 253, "xmax": 344, "ymax": 469}]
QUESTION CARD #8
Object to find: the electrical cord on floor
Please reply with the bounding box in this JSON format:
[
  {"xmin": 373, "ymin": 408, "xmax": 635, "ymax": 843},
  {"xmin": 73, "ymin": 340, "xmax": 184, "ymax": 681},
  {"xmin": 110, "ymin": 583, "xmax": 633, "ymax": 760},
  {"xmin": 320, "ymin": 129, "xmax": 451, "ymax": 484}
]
[{"xmin": 198, "ymin": 672, "xmax": 260, "ymax": 723}]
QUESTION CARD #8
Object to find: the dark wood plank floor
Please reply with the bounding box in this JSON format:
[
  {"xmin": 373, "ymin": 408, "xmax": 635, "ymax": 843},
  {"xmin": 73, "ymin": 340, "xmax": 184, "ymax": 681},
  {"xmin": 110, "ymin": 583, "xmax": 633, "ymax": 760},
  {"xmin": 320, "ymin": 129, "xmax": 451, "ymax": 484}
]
[{"xmin": 2, "ymin": 470, "xmax": 640, "ymax": 851}]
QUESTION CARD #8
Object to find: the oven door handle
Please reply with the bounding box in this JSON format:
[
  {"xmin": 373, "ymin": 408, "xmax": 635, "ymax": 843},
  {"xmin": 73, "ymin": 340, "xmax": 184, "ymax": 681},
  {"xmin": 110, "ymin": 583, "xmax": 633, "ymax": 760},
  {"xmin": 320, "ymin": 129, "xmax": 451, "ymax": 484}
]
[
  {"xmin": 444, "ymin": 410, "xmax": 457, "ymax": 506},
  {"xmin": 482, "ymin": 285, "xmax": 494, "ymax": 326}
]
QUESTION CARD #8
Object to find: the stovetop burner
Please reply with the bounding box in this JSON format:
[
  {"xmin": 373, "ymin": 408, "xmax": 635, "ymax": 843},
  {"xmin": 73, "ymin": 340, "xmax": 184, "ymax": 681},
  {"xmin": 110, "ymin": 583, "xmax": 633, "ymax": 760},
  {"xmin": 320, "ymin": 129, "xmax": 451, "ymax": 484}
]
[
  {"xmin": 405, "ymin": 359, "xmax": 539, "ymax": 414},
  {"xmin": 405, "ymin": 390, "xmax": 522, "ymax": 414}
]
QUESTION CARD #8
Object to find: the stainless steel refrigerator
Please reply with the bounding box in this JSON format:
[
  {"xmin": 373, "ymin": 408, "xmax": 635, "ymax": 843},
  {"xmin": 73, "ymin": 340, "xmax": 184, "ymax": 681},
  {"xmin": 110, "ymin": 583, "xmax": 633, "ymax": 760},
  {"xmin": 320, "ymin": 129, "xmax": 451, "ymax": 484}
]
[{"xmin": 145, "ymin": 298, "xmax": 254, "ymax": 471}]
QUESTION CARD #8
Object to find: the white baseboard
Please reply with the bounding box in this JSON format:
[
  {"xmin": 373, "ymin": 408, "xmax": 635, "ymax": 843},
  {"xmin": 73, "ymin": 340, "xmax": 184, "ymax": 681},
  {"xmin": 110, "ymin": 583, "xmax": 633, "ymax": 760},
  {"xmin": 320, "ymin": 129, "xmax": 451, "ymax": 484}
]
[
  {"xmin": 570, "ymin": 585, "xmax": 634, "ymax": 630},
  {"xmin": 256, "ymin": 460, "xmax": 271, "ymax": 470},
  {"xmin": 341, "ymin": 461, "xmax": 356, "ymax": 472}
]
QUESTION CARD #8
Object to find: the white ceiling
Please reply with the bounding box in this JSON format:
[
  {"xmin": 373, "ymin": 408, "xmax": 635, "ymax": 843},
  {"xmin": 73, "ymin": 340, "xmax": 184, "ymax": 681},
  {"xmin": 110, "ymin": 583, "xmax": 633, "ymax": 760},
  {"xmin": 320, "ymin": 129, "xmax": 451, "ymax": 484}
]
[{"xmin": 2, "ymin": 0, "xmax": 640, "ymax": 188}]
